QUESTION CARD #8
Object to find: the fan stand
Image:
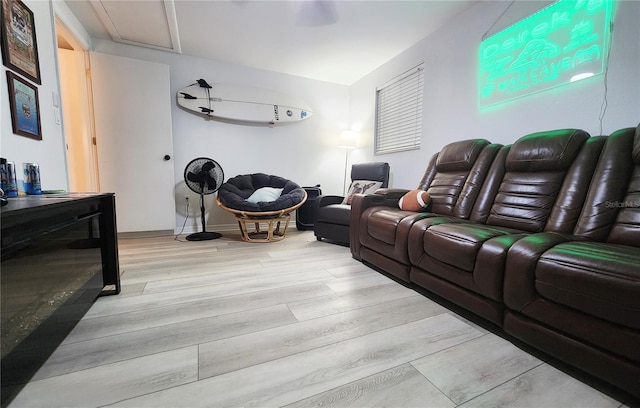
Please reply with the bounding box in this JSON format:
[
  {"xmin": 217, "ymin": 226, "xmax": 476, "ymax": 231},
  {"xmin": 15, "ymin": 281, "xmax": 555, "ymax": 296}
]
[{"xmin": 186, "ymin": 190, "xmax": 222, "ymax": 241}]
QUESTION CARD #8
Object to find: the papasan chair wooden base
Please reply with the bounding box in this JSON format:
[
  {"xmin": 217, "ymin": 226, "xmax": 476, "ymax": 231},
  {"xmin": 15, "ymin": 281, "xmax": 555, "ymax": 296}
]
[
  {"xmin": 216, "ymin": 173, "xmax": 307, "ymax": 243},
  {"xmin": 216, "ymin": 205, "xmax": 303, "ymax": 243}
]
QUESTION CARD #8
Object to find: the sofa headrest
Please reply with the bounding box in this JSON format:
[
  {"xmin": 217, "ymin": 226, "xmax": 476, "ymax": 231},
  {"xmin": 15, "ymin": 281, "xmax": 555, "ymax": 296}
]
[
  {"xmin": 436, "ymin": 139, "xmax": 491, "ymax": 172},
  {"xmin": 634, "ymin": 125, "xmax": 640, "ymax": 164},
  {"xmin": 506, "ymin": 129, "xmax": 589, "ymax": 172}
]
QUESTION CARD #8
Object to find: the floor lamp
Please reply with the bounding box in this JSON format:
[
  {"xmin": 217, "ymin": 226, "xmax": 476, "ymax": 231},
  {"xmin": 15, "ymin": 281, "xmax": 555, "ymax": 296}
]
[{"xmin": 338, "ymin": 130, "xmax": 358, "ymax": 195}]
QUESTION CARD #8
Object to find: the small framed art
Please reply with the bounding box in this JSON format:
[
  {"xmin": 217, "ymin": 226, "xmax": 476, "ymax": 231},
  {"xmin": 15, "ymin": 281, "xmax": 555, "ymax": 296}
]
[
  {"xmin": 1, "ymin": 0, "xmax": 41, "ymax": 84},
  {"xmin": 6, "ymin": 70, "xmax": 41, "ymax": 140}
]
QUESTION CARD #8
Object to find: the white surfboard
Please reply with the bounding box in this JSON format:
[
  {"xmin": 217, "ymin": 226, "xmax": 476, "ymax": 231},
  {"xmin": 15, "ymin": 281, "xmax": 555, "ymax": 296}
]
[{"xmin": 177, "ymin": 79, "xmax": 313, "ymax": 124}]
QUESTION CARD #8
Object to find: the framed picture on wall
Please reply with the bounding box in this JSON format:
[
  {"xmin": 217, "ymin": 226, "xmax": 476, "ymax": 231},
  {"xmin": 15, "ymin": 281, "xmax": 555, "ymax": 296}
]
[
  {"xmin": 6, "ymin": 70, "xmax": 41, "ymax": 140},
  {"xmin": 1, "ymin": 0, "xmax": 41, "ymax": 85}
]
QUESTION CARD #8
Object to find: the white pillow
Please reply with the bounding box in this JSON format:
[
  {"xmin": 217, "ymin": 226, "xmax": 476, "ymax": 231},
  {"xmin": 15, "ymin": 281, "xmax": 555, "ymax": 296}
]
[
  {"xmin": 246, "ymin": 187, "xmax": 283, "ymax": 204},
  {"xmin": 342, "ymin": 180, "xmax": 383, "ymax": 205}
]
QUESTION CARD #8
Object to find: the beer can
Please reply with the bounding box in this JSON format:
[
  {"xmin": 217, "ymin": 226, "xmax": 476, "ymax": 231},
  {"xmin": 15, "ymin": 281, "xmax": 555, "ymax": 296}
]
[
  {"xmin": 4, "ymin": 161, "xmax": 18, "ymax": 197},
  {"xmin": 23, "ymin": 163, "xmax": 41, "ymax": 195},
  {"xmin": 0, "ymin": 158, "xmax": 6, "ymax": 191}
]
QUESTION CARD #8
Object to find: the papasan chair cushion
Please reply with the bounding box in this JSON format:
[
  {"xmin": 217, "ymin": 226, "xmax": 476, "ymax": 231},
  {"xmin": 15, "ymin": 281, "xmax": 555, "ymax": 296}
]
[{"xmin": 217, "ymin": 173, "xmax": 306, "ymax": 213}]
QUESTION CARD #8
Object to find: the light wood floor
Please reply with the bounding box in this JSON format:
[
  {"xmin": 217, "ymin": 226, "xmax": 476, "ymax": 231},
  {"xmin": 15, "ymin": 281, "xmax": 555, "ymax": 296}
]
[{"xmin": 9, "ymin": 230, "xmax": 629, "ymax": 407}]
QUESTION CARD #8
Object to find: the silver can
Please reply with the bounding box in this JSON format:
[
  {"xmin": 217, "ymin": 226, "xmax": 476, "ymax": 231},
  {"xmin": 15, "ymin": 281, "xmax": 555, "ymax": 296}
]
[
  {"xmin": 23, "ymin": 163, "xmax": 41, "ymax": 195},
  {"xmin": 0, "ymin": 159, "xmax": 6, "ymax": 190},
  {"xmin": 4, "ymin": 161, "xmax": 18, "ymax": 197}
]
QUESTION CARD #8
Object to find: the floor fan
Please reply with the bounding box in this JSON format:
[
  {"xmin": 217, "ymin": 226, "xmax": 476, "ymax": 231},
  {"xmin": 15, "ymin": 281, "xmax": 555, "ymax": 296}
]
[{"xmin": 183, "ymin": 157, "xmax": 225, "ymax": 241}]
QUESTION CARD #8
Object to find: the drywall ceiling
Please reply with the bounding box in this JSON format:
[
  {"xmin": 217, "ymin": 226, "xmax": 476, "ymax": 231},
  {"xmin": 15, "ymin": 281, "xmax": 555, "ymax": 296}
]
[{"xmin": 65, "ymin": 0, "xmax": 478, "ymax": 85}]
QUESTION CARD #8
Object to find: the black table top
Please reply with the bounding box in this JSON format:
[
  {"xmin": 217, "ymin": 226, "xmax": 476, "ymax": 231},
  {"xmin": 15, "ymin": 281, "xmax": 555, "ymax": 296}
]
[{"xmin": 1, "ymin": 193, "xmax": 113, "ymax": 213}]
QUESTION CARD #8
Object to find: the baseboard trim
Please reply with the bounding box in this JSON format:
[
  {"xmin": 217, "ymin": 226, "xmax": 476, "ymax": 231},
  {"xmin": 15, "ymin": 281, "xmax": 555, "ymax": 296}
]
[
  {"xmin": 118, "ymin": 225, "xmax": 243, "ymax": 239},
  {"xmin": 118, "ymin": 230, "xmax": 174, "ymax": 239}
]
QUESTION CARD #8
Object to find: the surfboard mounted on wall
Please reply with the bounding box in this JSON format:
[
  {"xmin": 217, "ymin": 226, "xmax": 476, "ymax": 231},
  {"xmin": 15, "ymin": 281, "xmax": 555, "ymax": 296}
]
[{"xmin": 177, "ymin": 79, "xmax": 313, "ymax": 125}]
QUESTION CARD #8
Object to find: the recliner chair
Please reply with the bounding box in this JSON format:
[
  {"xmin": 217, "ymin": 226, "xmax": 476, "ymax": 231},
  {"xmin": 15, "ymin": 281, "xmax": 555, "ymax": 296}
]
[{"xmin": 314, "ymin": 162, "xmax": 390, "ymax": 245}]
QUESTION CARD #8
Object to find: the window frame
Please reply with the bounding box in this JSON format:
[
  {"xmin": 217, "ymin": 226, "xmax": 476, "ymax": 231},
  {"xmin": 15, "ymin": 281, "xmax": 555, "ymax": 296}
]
[{"xmin": 374, "ymin": 63, "xmax": 424, "ymax": 155}]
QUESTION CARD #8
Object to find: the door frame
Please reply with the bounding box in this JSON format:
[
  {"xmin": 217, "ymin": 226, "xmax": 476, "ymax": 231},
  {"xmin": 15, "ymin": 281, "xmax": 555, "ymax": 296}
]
[{"xmin": 55, "ymin": 9, "xmax": 100, "ymax": 192}]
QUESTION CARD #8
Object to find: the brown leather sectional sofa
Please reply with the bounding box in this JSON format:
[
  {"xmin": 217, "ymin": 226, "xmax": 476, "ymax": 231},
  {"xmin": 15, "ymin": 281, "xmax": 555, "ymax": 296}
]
[{"xmin": 350, "ymin": 126, "xmax": 640, "ymax": 400}]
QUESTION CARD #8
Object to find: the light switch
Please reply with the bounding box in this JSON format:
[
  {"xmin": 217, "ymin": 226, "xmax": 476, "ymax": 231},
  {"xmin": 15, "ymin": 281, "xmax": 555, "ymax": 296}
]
[{"xmin": 54, "ymin": 107, "xmax": 61, "ymax": 125}]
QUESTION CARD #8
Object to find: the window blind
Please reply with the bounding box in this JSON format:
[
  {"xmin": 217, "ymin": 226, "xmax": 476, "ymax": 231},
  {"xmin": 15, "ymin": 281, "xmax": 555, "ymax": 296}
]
[{"xmin": 374, "ymin": 64, "xmax": 424, "ymax": 155}]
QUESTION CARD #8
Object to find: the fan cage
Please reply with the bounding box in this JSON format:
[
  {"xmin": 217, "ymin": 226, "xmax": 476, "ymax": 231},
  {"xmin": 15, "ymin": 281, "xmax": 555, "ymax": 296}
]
[{"xmin": 184, "ymin": 157, "xmax": 224, "ymax": 195}]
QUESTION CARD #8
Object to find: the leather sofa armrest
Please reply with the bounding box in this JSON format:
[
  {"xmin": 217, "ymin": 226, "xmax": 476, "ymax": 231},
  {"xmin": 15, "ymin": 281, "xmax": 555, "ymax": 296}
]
[
  {"xmin": 350, "ymin": 193, "xmax": 386, "ymax": 227},
  {"xmin": 314, "ymin": 195, "xmax": 344, "ymax": 220},
  {"xmin": 373, "ymin": 188, "xmax": 410, "ymax": 201},
  {"xmin": 349, "ymin": 192, "xmax": 394, "ymax": 260},
  {"xmin": 317, "ymin": 195, "xmax": 345, "ymax": 207},
  {"xmin": 503, "ymin": 232, "xmax": 576, "ymax": 312}
]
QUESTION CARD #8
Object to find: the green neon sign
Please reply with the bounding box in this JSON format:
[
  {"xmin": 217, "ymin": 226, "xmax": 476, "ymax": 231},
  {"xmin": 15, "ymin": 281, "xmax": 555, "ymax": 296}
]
[{"xmin": 479, "ymin": 0, "xmax": 614, "ymax": 109}]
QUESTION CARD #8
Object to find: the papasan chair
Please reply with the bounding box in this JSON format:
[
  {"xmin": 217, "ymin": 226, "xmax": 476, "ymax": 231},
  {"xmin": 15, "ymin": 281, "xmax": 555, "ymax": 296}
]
[{"xmin": 216, "ymin": 173, "xmax": 307, "ymax": 242}]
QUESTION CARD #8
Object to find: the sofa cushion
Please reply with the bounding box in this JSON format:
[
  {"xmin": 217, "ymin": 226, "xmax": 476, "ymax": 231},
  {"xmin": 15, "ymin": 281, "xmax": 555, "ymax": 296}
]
[
  {"xmin": 425, "ymin": 171, "xmax": 469, "ymax": 215},
  {"xmin": 316, "ymin": 204, "xmax": 351, "ymax": 225},
  {"xmin": 487, "ymin": 171, "xmax": 567, "ymax": 232},
  {"xmin": 486, "ymin": 129, "xmax": 590, "ymax": 232},
  {"xmin": 536, "ymin": 241, "xmax": 640, "ymax": 329},
  {"xmin": 422, "ymin": 222, "xmax": 524, "ymax": 273}
]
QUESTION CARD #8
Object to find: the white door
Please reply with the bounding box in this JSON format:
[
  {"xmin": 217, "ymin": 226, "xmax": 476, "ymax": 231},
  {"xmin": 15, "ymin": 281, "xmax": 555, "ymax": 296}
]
[{"xmin": 90, "ymin": 52, "xmax": 175, "ymax": 233}]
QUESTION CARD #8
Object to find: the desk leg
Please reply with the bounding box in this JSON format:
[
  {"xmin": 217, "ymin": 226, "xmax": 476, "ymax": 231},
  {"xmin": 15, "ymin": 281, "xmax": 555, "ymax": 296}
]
[{"xmin": 99, "ymin": 195, "xmax": 121, "ymax": 295}]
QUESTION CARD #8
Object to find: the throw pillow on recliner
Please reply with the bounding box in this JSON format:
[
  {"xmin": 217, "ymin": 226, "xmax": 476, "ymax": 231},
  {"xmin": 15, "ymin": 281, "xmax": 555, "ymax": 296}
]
[
  {"xmin": 398, "ymin": 189, "xmax": 431, "ymax": 211},
  {"xmin": 342, "ymin": 180, "xmax": 383, "ymax": 205}
]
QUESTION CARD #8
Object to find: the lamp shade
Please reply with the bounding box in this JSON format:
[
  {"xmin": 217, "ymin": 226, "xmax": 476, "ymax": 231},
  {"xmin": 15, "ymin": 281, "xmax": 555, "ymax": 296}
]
[{"xmin": 338, "ymin": 130, "xmax": 358, "ymax": 149}]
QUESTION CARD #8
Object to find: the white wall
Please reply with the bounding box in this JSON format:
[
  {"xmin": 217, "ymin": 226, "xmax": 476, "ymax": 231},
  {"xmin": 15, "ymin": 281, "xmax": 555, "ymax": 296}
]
[
  {"xmin": 5, "ymin": 0, "xmax": 637, "ymax": 233},
  {"xmin": 89, "ymin": 40, "xmax": 350, "ymax": 231},
  {"xmin": 350, "ymin": 0, "xmax": 640, "ymax": 189},
  {"xmin": 1, "ymin": 0, "xmax": 68, "ymax": 191}
]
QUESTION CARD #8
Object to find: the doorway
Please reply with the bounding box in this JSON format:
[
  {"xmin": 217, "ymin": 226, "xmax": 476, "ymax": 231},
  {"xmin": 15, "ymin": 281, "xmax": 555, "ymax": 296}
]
[{"xmin": 55, "ymin": 21, "xmax": 99, "ymax": 192}]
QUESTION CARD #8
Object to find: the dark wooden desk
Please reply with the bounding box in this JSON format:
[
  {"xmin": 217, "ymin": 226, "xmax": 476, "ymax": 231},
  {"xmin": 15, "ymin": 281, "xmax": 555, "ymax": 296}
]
[{"xmin": 1, "ymin": 193, "xmax": 121, "ymax": 405}]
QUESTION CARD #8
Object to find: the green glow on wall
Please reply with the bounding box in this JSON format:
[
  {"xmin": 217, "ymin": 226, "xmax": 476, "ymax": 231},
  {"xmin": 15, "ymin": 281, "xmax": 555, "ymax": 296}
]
[{"xmin": 479, "ymin": 0, "xmax": 614, "ymax": 109}]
